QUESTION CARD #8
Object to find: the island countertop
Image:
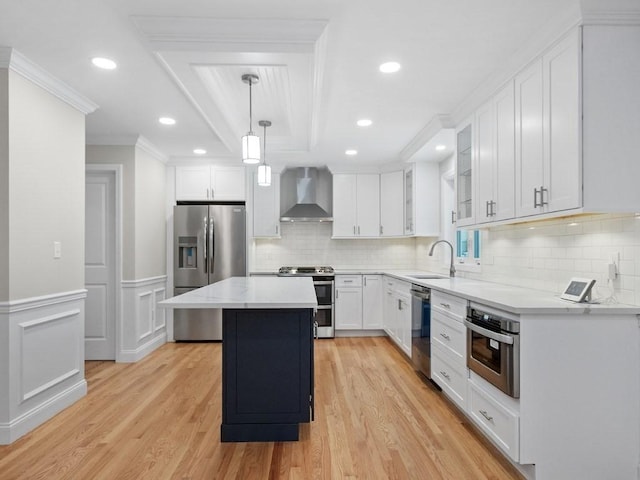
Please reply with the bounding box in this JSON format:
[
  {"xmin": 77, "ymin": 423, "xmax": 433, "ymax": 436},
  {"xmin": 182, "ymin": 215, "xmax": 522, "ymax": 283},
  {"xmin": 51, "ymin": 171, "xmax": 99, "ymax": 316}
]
[{"xmin": 158, "ymin": 276, "xmax": 318, "ymax": 310}]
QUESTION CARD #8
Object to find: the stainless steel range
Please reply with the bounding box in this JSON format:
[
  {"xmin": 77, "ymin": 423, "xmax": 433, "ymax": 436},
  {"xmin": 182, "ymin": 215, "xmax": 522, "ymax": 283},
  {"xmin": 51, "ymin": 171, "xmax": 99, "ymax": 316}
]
[{"xmin": 278, "ymin": 266, "xmax": 335, "ymax": 338}]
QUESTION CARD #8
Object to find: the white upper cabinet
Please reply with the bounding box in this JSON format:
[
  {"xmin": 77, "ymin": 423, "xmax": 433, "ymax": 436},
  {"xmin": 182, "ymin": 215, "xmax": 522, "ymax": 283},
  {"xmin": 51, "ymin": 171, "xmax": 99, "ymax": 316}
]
[
  {"xmin": 476, "ymin": 81, "xmax": 516, "ymax": 224},
  {"xmin": 455, "ymin": 120, "xmax": 475, "ymax": 227},
  {"xmin": 175, "ymin": 166, "xmax": 211, "ymax": 200},
  {"xmin": 405, "ymin": 163, "xmax": 440, "ymax": 236},
  {"xmin": 176, "ymin": 165, "xmax": 246, "ymax": 201},
  {"xmin": 515, "ymin": 29, "xmax": 580, "ymax": 217},
  {"xmin": 332, "ymin": 173, "xmax": 380, "ymax": 238},
  {"xmin": 252, "ymin": 172, "xmax": 280, "ymax": 238},
  {"xmin": 380, "ymin": 171, "xmax": 404, "ymax": 236},
  {"xmin": 211, "ymin": 167, "xmax": 246, "ymax": 201}
]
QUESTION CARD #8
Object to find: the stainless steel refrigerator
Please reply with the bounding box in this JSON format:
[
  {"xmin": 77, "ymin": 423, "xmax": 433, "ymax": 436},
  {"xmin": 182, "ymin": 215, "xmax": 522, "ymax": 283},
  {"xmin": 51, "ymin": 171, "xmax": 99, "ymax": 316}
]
[{"xmin": 173, "ymin": 204, "xmax": 246, "ymax": 340}]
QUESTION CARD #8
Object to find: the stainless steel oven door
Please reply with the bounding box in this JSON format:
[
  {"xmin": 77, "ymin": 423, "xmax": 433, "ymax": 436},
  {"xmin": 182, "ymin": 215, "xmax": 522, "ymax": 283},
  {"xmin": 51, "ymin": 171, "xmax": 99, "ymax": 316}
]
[
  {"xmin": 464, "ymin": 320, "xmax": 520, "ymax": 398},
  {"xmin": 313, "ymin": 281, "xmax": 334, "ymax": 306},
  {"xmin": 314, "ymin": 306, "xmax": 334, "ymax": 338}
]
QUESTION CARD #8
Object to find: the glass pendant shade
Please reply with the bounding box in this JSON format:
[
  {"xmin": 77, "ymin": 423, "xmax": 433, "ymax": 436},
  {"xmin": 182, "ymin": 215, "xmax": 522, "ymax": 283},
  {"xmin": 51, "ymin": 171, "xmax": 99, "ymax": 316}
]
[
  {"xmin": 242, "ymin": 133, "xmax": 260, "ymax": 164},
  {"xmin": 257, "ymin": 163, "xmax": 271, "ymax": 186}
]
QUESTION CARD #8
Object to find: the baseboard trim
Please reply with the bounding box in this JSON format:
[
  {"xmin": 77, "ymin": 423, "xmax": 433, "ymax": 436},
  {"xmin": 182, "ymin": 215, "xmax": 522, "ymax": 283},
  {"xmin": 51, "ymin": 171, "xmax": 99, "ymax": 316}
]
[
  {"xmin": 0, "ymin": 379, "xmax": 87, "ymax": 445},
  {"xmin": 118, "ymin": 331, "xmax": 167, "ymax": 363}
]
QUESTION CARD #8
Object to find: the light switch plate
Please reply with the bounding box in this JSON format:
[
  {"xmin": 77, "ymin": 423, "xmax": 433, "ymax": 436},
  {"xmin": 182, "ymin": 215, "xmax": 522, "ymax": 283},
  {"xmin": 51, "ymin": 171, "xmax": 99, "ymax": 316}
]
[{"xmin": 53, "ymin": 241, "xmax": 61, "ymax": 259}]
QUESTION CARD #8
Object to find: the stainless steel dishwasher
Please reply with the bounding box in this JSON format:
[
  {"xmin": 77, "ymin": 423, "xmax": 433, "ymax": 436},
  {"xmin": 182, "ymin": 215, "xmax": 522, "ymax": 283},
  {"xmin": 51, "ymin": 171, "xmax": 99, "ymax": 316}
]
[{"xmin": 410, "ymin": 284, "xmax": 432, "ymax": 379}]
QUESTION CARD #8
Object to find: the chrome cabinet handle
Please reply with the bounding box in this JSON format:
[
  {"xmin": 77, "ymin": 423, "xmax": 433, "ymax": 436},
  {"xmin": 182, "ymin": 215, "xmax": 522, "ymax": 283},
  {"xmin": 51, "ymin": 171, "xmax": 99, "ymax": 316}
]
[
  {"xmin": 439, "ymin": 332, "xmax": 451, "ymax": 341},
  {"xmin": 479, "ymin": 410, "xmax": 494, "ymax": 422},
  {"xmin": 451, "ymin": 210, "xmax": 456, "ymax": 224},
  {"xmin": 364, "ymin": 277, "xmax": 367, "ymax": 287},
  {"xmin": 343, "ymin": 280, "xmax": 353, "ymax": 283},
  {"xmin": 275, "ymin": 224, "xmax": 279, "ymax": 235},
  {"xmin": 440, "ymin": 371, "xmax": 450, "ymax": 380},
  {"xmin": 314, "ymin": 320, "xmax": 318, "ymax": 339},
  {"xmin": 486, "ymin": 201, "xmax": 490, "ymax": 218},
  {"xmin": 534, "ymin": 187, "xmax": 540, "ymax": 208},
  {"xmin": 358, "ymin": 226, "xmax": 361, "ymax": 235},
  {"xmin": 440, "ymin": 303, "xmax": 450, "ymax": 309},
  {"xmin": 353, "ymin": 225, "xmax": 356, "ymax": 235},
  {"xmin": 540, "ymin": 186, "xmax": 548, "ymax": 206},
  {"xmin": 380, "ymin": 225, "xmax": 383, "ymax": 235}
]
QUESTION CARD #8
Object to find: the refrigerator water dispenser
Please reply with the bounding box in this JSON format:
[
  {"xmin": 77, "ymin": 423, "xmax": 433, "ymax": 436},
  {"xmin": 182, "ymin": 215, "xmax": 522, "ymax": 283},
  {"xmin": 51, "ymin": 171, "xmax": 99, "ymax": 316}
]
[{"xmin": 178, "ymin": 236, "xmax": 198, "ymax": 269}]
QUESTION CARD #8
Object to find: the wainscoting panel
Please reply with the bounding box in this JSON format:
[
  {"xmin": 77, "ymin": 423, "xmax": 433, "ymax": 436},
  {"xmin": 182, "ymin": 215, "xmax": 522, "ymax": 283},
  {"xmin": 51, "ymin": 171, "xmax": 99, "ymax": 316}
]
[
  {"xmin": 0, "ymin": 290, "xmax": 87, "ymax": 445},
  {"xmin": 120, "ymin": 276, "xmax": 167, "ymax": 363}
]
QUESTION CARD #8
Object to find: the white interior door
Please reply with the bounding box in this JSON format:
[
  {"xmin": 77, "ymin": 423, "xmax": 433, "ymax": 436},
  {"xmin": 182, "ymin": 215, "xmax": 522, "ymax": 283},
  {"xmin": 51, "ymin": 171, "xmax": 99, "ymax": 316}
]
[{"xmin": 85, "ymin": 170, "xmax": 116, "ymax": 360}]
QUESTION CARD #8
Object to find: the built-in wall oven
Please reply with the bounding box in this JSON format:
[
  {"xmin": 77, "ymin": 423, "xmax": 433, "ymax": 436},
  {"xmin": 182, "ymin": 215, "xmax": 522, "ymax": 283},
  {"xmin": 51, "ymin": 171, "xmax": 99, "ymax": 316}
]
[
  {"xmin": 464, "ymin": 303, "xmax": 520, "ymax": 398},
  {"xmin": 278, "ymin": 266, "xmax": 335, "ymax": 338}
]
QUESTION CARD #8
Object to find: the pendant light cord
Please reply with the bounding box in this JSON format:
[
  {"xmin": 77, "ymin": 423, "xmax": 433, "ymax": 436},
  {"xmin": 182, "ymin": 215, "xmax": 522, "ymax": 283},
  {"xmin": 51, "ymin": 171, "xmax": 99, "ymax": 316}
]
[
  {"xmin": 248, "ymin": 78, "xmax": 253, "ymax": 134},
  {"xmin": 262, "ymin": 123, "xmax": 267, "ymax": 165}
]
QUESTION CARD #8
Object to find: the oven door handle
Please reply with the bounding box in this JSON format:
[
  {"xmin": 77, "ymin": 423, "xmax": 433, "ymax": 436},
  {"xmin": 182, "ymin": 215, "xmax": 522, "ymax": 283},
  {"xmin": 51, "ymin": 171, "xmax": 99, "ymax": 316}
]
[{"xmin": 464, "ymin": 320, "xmax": 515, "ymax": 345}]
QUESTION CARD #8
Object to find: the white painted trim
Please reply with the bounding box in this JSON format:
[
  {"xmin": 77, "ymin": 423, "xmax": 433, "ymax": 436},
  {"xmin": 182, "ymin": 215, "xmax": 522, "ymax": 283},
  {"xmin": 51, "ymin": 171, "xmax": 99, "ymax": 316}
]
[
  {"xmin": 136, "ymin": 136, "xmax": 169, "ymax": 164},
  {"xmin": 0, "ymin": 290, "xmax": 87, "ymax": 314},
  {"xmin": 118, "ymin": 333, "xmax": 167, "ymax": 364},
  {"xmin": 581, "ymin": 9, "xmax": 640, "ymax": 26},
  {"xmin": 0, "ymin": 47, "xmax": 98, "ymax": 114},
  {"xmin": 131, "ymin": 16, "xmax": 329, "ymax": 52},
  {"xmin": 0, "ymin": 380, "xmax": 86, "ymax": 445},
  {"xmin": 400, "ymin": 114, "xmax": 454, "ymax": 163},
  {"xmin": 86, "ymin": 164, "xmax": 123, "ymax": 362},
  {"xmin": 309, "ymin": 25, "xmax": 328, "ymax": 150},
  {"xmin": 121, "ymin": 275, "xmax": 168, "ymax": 288},
  {"xmin": 138, "ymin": 291, "xmax": 153, "ymax": 341}
]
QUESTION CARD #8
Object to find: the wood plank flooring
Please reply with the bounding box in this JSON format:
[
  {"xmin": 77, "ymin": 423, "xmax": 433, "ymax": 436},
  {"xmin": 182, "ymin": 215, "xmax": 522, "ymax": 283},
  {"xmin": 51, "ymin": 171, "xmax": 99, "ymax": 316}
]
[{"xmin": 0, "ymin": 338, "xmax": 523, "ymax": 479}]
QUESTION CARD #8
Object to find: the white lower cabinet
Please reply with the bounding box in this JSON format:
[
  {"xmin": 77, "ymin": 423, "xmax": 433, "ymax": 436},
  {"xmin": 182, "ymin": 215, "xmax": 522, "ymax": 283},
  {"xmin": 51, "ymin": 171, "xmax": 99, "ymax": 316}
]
[
  {"xmin": 431, "ymin": 344, "xmax": 467, "ymax": 411},
  {"xmin": 430, "ymin": 290, "xmax": 468, "ymax": 410},
  {"xmin": 382, "ymin": 277, "xmax": 411, "ymax": 357},
  {"xmin": 362, "ymin": 275, "xmax": 383, "ymax": 329},
  {"xmin": 335, "ymin": 275, "xmax": 384, "ymax": 331},
  {"xmin": 468, "ymin": 378, "xmax": 520, "ymax": 462}
]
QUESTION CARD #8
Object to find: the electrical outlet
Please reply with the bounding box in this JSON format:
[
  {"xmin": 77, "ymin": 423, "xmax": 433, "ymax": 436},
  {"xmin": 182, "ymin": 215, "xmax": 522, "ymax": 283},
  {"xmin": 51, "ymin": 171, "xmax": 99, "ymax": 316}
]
[{"xmin": 53, "ymin": 241, "xmax": 61, "ymax": 259}]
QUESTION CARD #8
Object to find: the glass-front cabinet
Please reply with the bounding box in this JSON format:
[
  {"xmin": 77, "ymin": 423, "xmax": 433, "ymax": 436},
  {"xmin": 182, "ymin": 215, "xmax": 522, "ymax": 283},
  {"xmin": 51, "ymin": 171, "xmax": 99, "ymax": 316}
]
[{"xmin": 456, "ymin": 122, "xmax": 474, "ymax": 226}]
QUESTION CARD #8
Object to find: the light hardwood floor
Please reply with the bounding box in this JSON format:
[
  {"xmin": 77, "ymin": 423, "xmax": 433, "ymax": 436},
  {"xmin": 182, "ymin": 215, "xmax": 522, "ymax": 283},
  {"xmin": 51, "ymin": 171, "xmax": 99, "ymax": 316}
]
[{"xmin": 0, "ymin": 338, "xmax": 523, "ymax": 479}]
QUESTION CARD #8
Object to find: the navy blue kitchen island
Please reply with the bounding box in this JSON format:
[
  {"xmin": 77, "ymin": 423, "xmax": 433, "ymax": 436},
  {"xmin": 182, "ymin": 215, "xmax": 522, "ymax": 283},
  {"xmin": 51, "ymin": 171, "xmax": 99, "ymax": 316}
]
[{"xmin": 159, "ymin": 276, "xmax": 317, "ymax": 442}]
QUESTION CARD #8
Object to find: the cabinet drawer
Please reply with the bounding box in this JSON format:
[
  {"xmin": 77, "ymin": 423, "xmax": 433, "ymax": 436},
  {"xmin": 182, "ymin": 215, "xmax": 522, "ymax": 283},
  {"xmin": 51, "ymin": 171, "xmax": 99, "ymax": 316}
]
[
  {"xmin": 468, "ymin": 379, "xmax": 520, "ymax": 462},
  {"xmin": 335, "ymin": 275, "xmax": 362, "ymax": 287},
  {"xmin": 431, "ymin": 345, "xmax": 467, "ymax": 411},
  {"xmin": 431, "ymin": 291, "xmax": 467, "ymax": 318},
  {"xmin": 431, "ymin": 310, "xmax": 466, "ymax": 361}
]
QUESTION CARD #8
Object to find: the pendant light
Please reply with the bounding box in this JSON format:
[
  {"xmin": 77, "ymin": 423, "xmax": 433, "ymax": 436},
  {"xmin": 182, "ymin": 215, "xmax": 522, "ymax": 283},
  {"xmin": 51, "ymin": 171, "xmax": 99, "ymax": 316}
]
[
  {"xmin": 241, "ymin": 74, "xmax": 260, "ymax": 164},
  {"xmin": 257, "ymin": 120, "xmax": 272, "ymax": 186}
]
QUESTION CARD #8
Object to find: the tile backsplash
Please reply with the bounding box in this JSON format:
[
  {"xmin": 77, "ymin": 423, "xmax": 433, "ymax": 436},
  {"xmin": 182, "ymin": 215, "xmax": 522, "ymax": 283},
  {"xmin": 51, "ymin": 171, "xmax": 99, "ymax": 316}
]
[
  {"xmin": 252, "ymin": 222, "xmax": 417, "ymax": 271},
  {"xmin": 420, "ymin": 213, "xmax": 640, "ymax": 305},
  {"xmin": 253, "ymin": 214, "xmax": 640, "ymax": 306}
]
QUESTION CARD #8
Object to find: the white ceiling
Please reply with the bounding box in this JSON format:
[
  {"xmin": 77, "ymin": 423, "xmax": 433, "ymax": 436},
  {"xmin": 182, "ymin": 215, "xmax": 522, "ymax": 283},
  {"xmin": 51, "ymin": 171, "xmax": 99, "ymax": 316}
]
[{"xmin": 0, "ymin": 0, "xmax": 582, "ymax": 168}]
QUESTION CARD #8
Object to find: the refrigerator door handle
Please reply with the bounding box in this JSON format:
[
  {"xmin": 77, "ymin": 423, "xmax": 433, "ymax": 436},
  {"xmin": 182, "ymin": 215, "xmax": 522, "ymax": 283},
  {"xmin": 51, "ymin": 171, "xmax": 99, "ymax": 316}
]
[
  {"xmin": 209, "ymin": 214, "xmax": 215, "ymax": 274},
  {"xmin": 203, "ymin": 216, "xmax": 208, "ymax": 274}
]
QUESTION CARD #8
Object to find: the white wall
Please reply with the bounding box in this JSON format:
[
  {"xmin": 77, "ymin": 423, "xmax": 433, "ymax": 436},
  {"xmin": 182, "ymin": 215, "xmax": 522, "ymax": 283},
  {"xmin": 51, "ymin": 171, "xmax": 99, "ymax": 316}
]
[
  {"xmin": 86, "ymin": 145, "xmax": 136, "ymax": 279},
  {"xmin": 253, "ymin": 222, "xmax": 417, "ymax": 271},
  {"xmin": 0, "ymin": 70, "xmax": 8, "ymax": 301},
  {"xmin": 86, "ymin": 144, "xmax": 166, "ymax": 281},
  {"xmin": 134, "ymin": 146, "xmax": 166, "ymax": 279},
  {"xmin": 7, "ymin": 70, "xmax": 85, "ymax": 300}
]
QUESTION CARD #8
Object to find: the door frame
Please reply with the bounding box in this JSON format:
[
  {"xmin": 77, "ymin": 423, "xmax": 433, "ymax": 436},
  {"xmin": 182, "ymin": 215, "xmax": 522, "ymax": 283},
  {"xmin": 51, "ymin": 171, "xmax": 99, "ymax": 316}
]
[{"xmin": 85, "ymin": 164, "xmax": 123, "ymax": 361}]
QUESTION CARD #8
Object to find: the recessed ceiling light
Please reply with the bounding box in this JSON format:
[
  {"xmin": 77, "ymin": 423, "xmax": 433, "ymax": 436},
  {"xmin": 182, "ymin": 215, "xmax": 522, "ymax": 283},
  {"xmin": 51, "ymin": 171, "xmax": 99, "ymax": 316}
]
[
  {"xmin": 379, "ymin": 61, "xmax": 401, "ymax": 73},
  {"xmin": 91, "ymin": 57, "xmax": 117, "ymax": 70},
  {"xmin": 345, "ymin": 149, "xmax": 358, "ymax": 156},
  {"xmin": 568, "ymin": 222, "xmax": 579, "ymax": 227},
  {"xmin": 528, "ymin": 227, "xmax": 536, "ymax": 230},
  {"xmin": 357, "ymin": 119, "xmax": 373, "ymax": 127},
  {"xmin": 193, "ymin": 148, "xmax": 207, "ymax": 155},
  {"xmin": 158, "ymin": 117, "xmax": 176, "ymax": 126},
  {"xmin": 435, "ymin": 144, "xmax": 447, "ymax": 151}
]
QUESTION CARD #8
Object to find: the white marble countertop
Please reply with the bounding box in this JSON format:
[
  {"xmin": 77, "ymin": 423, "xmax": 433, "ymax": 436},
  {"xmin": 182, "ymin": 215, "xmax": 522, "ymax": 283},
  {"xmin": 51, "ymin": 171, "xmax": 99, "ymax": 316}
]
[
  {"xmin": 248, "ymin": 269, "xmax": 640, "ymax": 315},
  {"xmin": 158, "ymin": 277, "xmax": 318, "ymax": 310}
]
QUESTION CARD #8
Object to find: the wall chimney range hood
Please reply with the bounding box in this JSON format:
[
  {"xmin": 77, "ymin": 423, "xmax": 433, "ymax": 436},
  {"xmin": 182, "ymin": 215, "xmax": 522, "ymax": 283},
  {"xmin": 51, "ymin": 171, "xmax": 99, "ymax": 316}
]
[{"xmin": 280, "ymin": 167, "xmax": 333, "ymax": 222}]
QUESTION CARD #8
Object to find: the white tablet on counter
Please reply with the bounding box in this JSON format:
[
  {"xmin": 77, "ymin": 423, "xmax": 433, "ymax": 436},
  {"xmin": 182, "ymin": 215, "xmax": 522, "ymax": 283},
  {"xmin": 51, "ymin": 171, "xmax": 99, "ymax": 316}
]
[{"xmin": 560, "ymin": 277, "xmax": 596, "ymax": 302}]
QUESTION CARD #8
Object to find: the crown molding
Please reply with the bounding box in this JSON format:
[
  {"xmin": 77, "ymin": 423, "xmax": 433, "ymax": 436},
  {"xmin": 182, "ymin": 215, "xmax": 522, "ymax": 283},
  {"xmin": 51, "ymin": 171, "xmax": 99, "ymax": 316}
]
[
  {"xmin": 580, "ymin": 10, "xmax": 640, "ymax": 25},
  {"xmin": 135, "ymin": 136, "xmax": 169, "ymax": 164},
  {"xmin": 0, "ymin": 47, "xmax": 98, "ymax": 115},
  {"xmin": 131, "ymin": 16, "xmax": 329, "ymax": 53},
  {"xmin": 399, "ymin": 114, "xmax": 454, "ymax": 163}
]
